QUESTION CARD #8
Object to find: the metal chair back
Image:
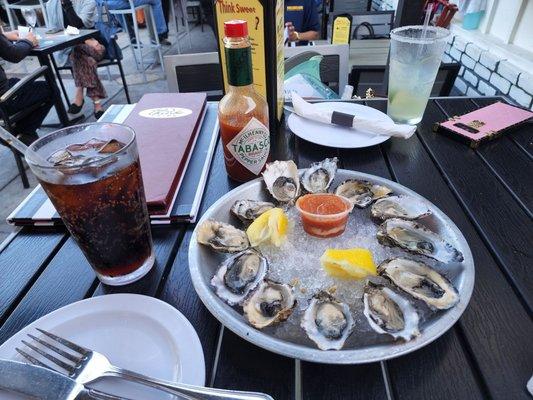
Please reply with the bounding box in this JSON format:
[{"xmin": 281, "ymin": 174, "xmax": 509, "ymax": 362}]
[
  {"xmin": 164, "ymin": 52, "xmax": 223, "ymax": 100},
  {"xmin": 348, "ymin": 11, "xmax": 395, "ymax": 39}
]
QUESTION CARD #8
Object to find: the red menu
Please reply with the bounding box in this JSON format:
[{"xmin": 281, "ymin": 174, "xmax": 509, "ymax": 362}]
[{"xmin": 123, "ymin": 93, "xmax": 207, "ymax": 214}]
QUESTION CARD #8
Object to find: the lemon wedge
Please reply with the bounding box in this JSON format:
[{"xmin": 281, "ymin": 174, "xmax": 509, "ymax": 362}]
[
  {"xmin": 320, "ymin": 248, "xmax": 377, "ymax": 280},
  {"xmin": 246, "ymin": 208, "xmax": 288, "ymax": 247}
]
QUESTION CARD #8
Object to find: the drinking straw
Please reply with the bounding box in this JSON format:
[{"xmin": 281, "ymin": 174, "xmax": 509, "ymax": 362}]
[
  {"xmin": 0, "ymin": 125, "xmax": 49, "ymax": 165},
  {"xmin": 417, "ymin": 5, "xmax": 433, "ymax": 58}
]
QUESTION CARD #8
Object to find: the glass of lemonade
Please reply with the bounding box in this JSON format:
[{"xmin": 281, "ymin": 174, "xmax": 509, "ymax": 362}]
[
  {"xmin": 388, "ymin": 25, "xmax": 450, "ymax": 124},
  {"xmin": 26, "ymin": 123, "xmax": 154, "ymax": 286}
]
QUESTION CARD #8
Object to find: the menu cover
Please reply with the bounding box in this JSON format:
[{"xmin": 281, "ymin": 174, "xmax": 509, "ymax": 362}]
[
  {"xmin": 124, "ymin": 93, "xmax": 207, "ymax": 214},
  {"xmin": 7, "ymin": 102, "xmax": 220, "ymax": 226}
]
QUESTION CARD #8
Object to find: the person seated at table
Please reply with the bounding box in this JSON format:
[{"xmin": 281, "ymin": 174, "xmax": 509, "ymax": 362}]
[
  {"xmin": 46, "ymin": 0, "xmax": 108, "ymax": 119},
  {"xmin": 285, "ymin": 0, "xmax": 320, "ymax": 46},
  {"xmin": 0, "ymin": 30, "xmax": 52, "ymax": 144},
  {"xmin": 106, "ymin": 0, "xmax": 170, "ymax": 46}
]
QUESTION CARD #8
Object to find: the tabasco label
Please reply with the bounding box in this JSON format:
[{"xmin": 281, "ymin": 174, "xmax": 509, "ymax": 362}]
[{"xmin": 226, "ymin": 117, "xmax": 270, "ymax": 175}]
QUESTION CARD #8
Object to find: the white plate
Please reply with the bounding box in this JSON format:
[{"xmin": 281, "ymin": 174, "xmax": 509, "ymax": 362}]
[
  {"xmin": 287, "ymin": 102, "xmax": 392, "ymax": 148},
  {"xmin": 0, "ymin": 294, "xmax": 205, "ymax": 399}
]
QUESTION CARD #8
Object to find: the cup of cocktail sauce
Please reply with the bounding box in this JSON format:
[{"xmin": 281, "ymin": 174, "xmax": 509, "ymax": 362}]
[{"xmin": 295, "ymin": 194, "xmax": 353, "ymax": 238}]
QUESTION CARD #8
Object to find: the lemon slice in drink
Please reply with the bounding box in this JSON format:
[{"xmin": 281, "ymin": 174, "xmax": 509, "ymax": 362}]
[
  {"xmin": 320, "ymin": 248, "xmax": 377, "ymax": 280},
  {"xmin": 247, "ymin": 208, "xmax": 288, "ymax": 247}
]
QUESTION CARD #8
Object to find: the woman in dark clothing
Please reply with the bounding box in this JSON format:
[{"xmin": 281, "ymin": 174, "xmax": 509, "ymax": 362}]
[
  {"xmin": 0, "ymin": 30, "xmax": 52, "ymax": 144},
  {"xmin": 46, "ymin": 0, "xmax": 107, "ymax": 118}
]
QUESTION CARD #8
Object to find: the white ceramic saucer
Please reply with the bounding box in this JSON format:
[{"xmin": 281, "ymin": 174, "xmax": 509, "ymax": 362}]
[{"xmin": 0, "ymin": 294, "xmax": 205, "ymax": 399}]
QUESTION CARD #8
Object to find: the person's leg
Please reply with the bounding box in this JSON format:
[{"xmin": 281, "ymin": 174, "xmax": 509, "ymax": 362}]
[
  {"xmin": 134, "ymin": 0, "xmax": 167, "ymax": 35},
  {"xmin": 3, "ymin": 79, "xmax": 53, "ymax": 138},
  {"xmin": 70, "ymin": 43, "xmax": 107, "ymax": 118}
]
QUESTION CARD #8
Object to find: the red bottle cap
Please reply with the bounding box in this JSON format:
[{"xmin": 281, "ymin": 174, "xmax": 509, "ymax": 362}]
[{"xmin": 224, "ymin": 20, "xmax": 248, "ymax": 38}]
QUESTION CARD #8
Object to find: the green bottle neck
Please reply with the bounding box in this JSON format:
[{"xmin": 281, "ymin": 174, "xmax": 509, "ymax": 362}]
[{"xmin": 225, "ymin": 45, "xmax": 253, "ymax": 87}]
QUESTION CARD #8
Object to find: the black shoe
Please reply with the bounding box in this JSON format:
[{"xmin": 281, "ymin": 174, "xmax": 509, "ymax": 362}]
[
  {"xmin": 17, "ymin": 133, "xmax": 39, "ymax": 146},
  {"xmin": 158, "ymin": 35, "xmax": 171, "ymax": 46},
  {"xmin": 68, "ymin": 100, "xmax": 84, "ymax": 114},
  {"xmin": 94, "ymin": 109, "xmax": 105, "ymax": 120}
]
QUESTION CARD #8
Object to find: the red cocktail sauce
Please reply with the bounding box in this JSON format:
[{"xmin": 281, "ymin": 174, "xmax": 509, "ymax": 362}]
[{"xmin": 295, "ymin": 194, "xmax": 353, "ymax": 238}]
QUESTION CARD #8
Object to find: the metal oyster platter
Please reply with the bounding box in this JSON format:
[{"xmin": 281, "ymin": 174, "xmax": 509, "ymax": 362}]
[{"xmin": 188, "ymin": 168, "xmax": 474, "ymax": 364}]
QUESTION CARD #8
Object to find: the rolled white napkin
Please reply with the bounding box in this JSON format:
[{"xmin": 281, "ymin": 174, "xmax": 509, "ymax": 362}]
[
  {"xmin": 64, "ymin": 25, "xmax": 80, "ymax": 35},
  {"xmin": 291, "ymin": 92, "xmax": 416, "ymax": 139}
]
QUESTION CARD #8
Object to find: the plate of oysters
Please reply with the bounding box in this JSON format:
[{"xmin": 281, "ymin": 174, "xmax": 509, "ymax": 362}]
[{"xmin": 189, "ymin": 158, "xmax": 474, "ymax": 364}]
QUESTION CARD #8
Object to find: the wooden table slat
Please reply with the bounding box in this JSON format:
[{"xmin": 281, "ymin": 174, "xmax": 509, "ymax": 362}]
[
  {"xmin": 0, "ymin": 230, "xmax": 66, "ymax": 323},
  {"xmin": 0, "ymin": 237, "xmax": 96, "ymax": 344},
  {"xmin": 402, "ymin": 100, "xmax": 533, "ymax": 399},
  {"xmin": 435, "ymin": 98, "xmax": 533, "ymax": 216},
  {"xmin": 419, "ymin": 100, "xmax": 533, "ymax": 310}
]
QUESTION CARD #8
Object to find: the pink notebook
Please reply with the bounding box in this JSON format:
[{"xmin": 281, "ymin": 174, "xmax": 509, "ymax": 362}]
[{"xmin": 434, "ymin": 102, "xmax": 532, "ymax": 148}]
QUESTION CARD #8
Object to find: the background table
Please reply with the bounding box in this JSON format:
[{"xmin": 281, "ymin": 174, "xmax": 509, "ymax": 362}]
[
  {"xmin": 0, "ymin": 96, "xmax": 531, "ymax": 399},
  {"xmin": 30, "ymin": 28, "xmax": 99, "ymax": 126}
]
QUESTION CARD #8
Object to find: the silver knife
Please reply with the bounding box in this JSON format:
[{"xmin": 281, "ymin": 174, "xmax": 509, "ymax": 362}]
[
  {"xmin": 283, "ymin": 105, "xmax": 356, "ymax": 127},
  {"xmin": 0, "ymin": 359, "xmax": 131, "ymax": 400}
]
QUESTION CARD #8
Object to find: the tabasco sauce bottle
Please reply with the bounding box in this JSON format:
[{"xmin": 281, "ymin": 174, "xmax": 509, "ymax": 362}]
[{"xmin": 219, "ymin": 20, "xmax": 270, "ymax": 182}]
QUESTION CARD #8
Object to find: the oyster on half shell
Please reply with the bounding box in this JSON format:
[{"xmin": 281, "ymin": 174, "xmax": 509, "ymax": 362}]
[
  {"xmin": 301, "ymin": 157, "xmax": 338, "ymax": 193},
  {"xmin": 231, "ymin": 200, "xmax": 275, "ymax": 223},
  {"xmin": 334, "ymin": 179, "xmax": 392, "ymax": 208},
  {"xmin": 243, "ymin": 280, "xmax": 296, "ymax": 329},
  {"xmin": 301, "ymin": 291, "xmax": 354, "ymax": 350},
  {"xmin": 197, "ymin": 219, "xmax": 249, "ymax": 253},
  {"xmin": 211, "ymin": 249, "xmax": 268, "ymax": 305},
  {"xmin": 371, "ymin": 195, "xmax": 432, "ymax": 221},
  {"xmin": 378, "ymin": 258, "xmax": 459, "ymax": 310},
  {"xmin": 363, "ymin": 282, "xmax": 420, "ymax": 341},
  {"xmin": 262, "ymin": 160, "xmax": 300, "ymax": 203},
  {"xmin": 377, "ymin": 218, "xmax": 464, "ymax": 263}
]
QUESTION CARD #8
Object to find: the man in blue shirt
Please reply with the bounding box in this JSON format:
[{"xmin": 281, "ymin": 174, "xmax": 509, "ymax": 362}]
[{"xmin": 285, "ymin": 0, "xmax": 320, "ymax": 45}]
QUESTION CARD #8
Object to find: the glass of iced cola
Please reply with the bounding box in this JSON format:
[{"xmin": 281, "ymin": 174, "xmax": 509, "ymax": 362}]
[{"xmin": 26, "ymin": 123, "xmax": 154, "ymax": 286}]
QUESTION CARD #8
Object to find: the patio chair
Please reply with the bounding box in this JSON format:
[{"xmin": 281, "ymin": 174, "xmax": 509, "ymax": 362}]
[
  {"xmin": 285, "ymin": 44, "xmax": 349, "ymax": 94},
  {"xmin": 0, "ymin": 66, "xmax": 53, "ymax": 188},
  {"xmin": 108, "ymin": 0, "xmax": 164, "ymax": 82},
  {"xmin": 164, "ymin": 52, "xmax": 223, "ymax": 100},
  {"xmin": 186, "ymin": 0, "xmax": 204, "ymax": 31},
  {"xmin": 1, "ymin": 0, "xmax": 49, "ymax": 31},
  {"xmin": 349, "ymin": 62, "xmax": 461, "ymax": 98},
  {"xmin": 349, "ymin": 11, "xmax": 395, "ymax": 39},
  {"xmin": 50, "ymin": 40, "xmax": 131, "ymax": 108}
]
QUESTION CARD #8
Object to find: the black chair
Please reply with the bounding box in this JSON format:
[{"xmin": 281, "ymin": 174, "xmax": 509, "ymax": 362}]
[
  {"xmin": 349, "ymin": 11, "xmax": 395, "ymax": 39},
  {"xmin": 0, "ymin": 66, "xmax": 53, "ymax": 188},
  {"xmin": 164, "ymin": 52, "xmax": 224, "ymax": 101},
  {"xmin": 51, "ymin": 40, "xmax": 131, "ymax": 107},
  {"xmin": 349, "ymin": 62, "xmax": 461, "ymax": 98}
]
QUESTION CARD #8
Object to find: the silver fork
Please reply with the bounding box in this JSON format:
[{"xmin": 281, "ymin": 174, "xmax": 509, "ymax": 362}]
[{"xmin": 17, "ymin": 328, "xmax": 274, "ymax": 400}]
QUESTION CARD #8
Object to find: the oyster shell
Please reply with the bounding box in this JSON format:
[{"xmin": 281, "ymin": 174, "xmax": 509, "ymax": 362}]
[
  {"xmin": 197, "ymin": 219, "xmax": 249, "ymax": 253},
  {"xmin": 211, "ymin": 249, "xmax": 268, "ymax": 305},
  {"xmin": 262, "ymin": 160, "xmax": 300, "ymax": 202},
  {"xmin": 243, "ymin": 280, "xmax": 296, "ymax": 329},
  {"xmin": 334, "ymin": 179, "xmax": 392, "ymax": 208},
  {"xmin": 301, "ymin": 157, "xmax": 338, "ymax": 193},
  {"xmin": 363, "ymin": 282, "xmax": 420, "ymax": 341},
  {"xmin": 378, "ymin": 258, "xmax": 459, "ymax": 310},
  {"xmin": 377, "ymin": 218, "xmax": 464, "ymax": 263},
  {"xmin": 371, "ymin": 195, "xmax": 432, "ymax": 221},
  {"xmin": 301, "ymin": 291, "xmax": 354, "ymax": 350},
  {"xmin": 231, "ymin": 200, "xmax": 275, "ymax": 222}
]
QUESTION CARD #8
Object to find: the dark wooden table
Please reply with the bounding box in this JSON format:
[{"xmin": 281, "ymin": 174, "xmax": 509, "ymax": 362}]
[
  {"xmin": 30, "ymin": 28, "xmax": 99, "ymax": 126},
  {"xmin": 1, "ymin": 96, "xmax": 531, "ymax": 400}
]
